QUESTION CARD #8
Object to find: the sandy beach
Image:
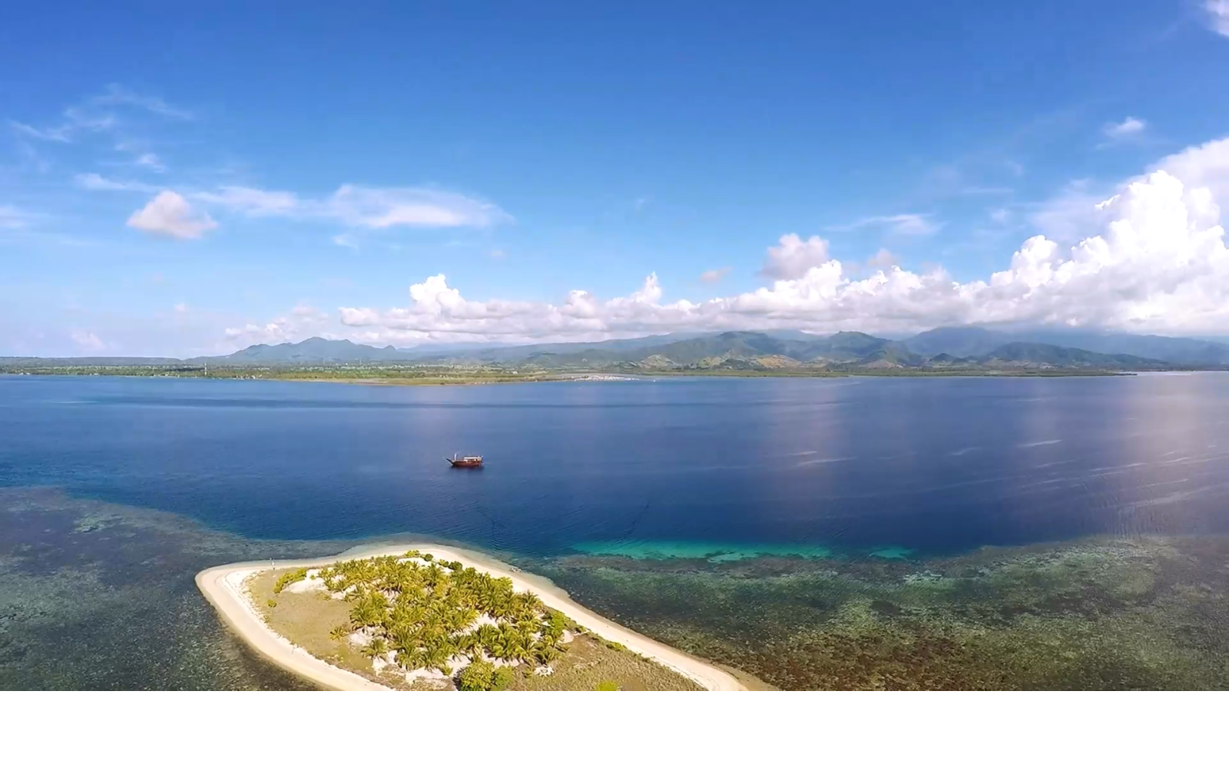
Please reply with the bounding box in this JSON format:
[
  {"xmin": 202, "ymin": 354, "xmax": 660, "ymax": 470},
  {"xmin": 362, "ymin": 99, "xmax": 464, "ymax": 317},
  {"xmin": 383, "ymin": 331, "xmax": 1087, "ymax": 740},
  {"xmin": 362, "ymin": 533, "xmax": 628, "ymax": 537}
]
[{"xmin": 196, "ymin": 543, "xmax": 746, "ymax": 691}]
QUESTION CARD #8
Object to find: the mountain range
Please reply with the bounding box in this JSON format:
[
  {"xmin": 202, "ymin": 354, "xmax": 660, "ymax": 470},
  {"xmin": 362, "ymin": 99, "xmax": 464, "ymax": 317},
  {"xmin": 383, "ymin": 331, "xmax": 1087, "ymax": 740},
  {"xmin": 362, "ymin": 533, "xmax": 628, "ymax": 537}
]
[{"xmin": 7, "ymin": 326, "xmax": 1229, "ymax": 371}]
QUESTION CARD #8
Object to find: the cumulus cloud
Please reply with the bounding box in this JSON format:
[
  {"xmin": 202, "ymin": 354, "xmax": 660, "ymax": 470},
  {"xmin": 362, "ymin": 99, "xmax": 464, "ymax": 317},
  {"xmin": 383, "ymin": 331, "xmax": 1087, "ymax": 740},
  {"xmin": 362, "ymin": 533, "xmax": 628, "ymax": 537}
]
[
  {"xmin": 759, "ymin": 234, "xmax": 831, "ymax": 280},
  {"xmin": 221, "ymin": 136, "xmax": 1229, "ymax": 348},
  {"xmin": 1206, "ymin": 1, "xmax": 1229, "ymax": 37},
  {"xmin": 1104, "ymin": 117, "xmax": 1147, "ymax": 140},
  {"xmin": 700, "ymin": 267, "xmax": 731, "ymax": 284},
  {"xmin": 866, "ymin": 249, "xmax": 898, "ymax": 270},
  {"xmin": 224, "ymin": 306, "xmax": 328, "ymax": 346},
  {"xmin": 127, "ymin": 191, "xmax": 217, "ymax": 240},
  {"xmin": 1154, "ymin": 136, "xmax": 1229, "ymax": 206}
]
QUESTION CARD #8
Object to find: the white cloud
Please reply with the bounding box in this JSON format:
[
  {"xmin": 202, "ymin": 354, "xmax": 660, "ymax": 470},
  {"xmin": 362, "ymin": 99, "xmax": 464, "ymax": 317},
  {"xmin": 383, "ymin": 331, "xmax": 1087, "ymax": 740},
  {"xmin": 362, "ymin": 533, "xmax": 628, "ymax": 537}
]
[
  {"xmin": 327, "ymin": 185, "xmax": 508, "ymax": 228},
  {"xmin": 192, "ymin": 184, "xmax": 507, "ymax": 229},
  {"xmin": 79, "ymin": 173, "xmax": 506, "ymax": 234},
  {"xmin": 866, "ymin": 249, "xmax": 898, "ymax": 270},
  {"xmin": 174, "ymin": 302, "xmax": 188, "ymax": 315},
  {"xmin": 75, "ymin": 173, "xmax": 158, "ymax": 193},
  {"xmin": 1154, "ymin": 136, "xmax": 1229, "ymax": 207},
  {"xmin": 7, "ymin": 107, "xmax": 116, "ymax": 144},
  {"xmin": 1103, "ymin": 117, "xmax": 1147, "ymax": 140},
  {"xmin": 9, "ymin": 120, "xmax": 72, "ymax": 143},
  {"xmin": 203, "ymin": 133, "xmax": 1229, "ymax": 347},
  {"xmin": 70, "ymin": 330, "xmax": 106, "ymax": 351},
  {"xmin": 127, "ymin": 191, "xmax": 217, "ymax": 240},
  {"xmin": 7, "ymin": 85, "xmax": 185, "ymax": 151},
  {"xmin": 831, "ymin": 213, "xmax": 940, "ymax": 236},
  {"xmin": 193, "ymin": 186, "xmax": 300, "ymax": 216},
  {"xmin": 1027, "ymin": 178, "xmax": 1109, "ymax": 243},
  {"xmin": 1206, "ymin": 1, "xmax": 1229, "ymax": 37},
  {"xmin": 134, "ymin": 153, "xmax": 166, "ymax": 172},
  {"xmin": 93, "ymin": 85, "xmax": 192, "ymax": 120},
  {"xmin": 264, "ymin": 167, "xmax": 1225, "ymax": 344},
  {"xmin": 224, "ymin": 306, "xmax": 328, "ymax": 346},
  {"xmin": 759, "ymin": 234, "xmax": 831, "ymax": 280},
  {"xmin": 700, "ymin": 267, "xmax": 731, "ymax": 284}
]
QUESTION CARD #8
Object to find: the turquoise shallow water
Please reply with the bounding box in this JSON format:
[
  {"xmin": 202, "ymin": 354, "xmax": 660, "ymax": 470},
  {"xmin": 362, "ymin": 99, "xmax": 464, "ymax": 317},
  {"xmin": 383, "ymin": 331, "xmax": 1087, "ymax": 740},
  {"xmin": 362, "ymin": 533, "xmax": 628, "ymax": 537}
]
[{"xmin": 572, "ymin": 540, "xmax": 838, "ymax": 562}]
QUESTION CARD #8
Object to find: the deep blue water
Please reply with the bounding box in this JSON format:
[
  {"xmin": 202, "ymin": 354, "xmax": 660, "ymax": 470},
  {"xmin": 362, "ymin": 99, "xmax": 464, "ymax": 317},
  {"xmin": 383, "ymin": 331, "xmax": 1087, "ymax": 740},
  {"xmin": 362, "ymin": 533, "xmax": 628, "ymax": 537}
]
[{"xmin": 4, "ymin": 373, "xmax": 1229, "ymax": 557}]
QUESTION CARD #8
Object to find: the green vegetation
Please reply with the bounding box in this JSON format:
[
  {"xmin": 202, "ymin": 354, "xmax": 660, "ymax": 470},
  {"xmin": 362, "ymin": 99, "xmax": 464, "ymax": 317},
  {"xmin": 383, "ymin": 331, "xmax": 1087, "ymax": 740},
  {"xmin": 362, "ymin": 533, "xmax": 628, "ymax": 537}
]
[
  {"xmin": 457, "ymin": 658, "xmax": 496, "ymax": 690},
  {"xmin": 0, "ymin": 361, "xmax": 565, "ymax": 385},
  {"xmin": 595, "ymin": 680, "xmax": 620, "ymax": 691},
  {"xmin": 273, "ymin": 567, "xmax": 309, "ymax": 593},
  {"xmin": 7, "ymin": 328, "xmax": 1226, "ymax": 382},
  {"xmin": 457, "ymin": 659, "xmax": 515, "ymax": 691},
  {"xmin": 290, "ymin": 550, "xmax": 571, "ymax": 677},
  {"xmin": 507, "ymin": 632, "xmax": 702, "ymax": 691},
  {"xmin": 0, "ymin": 360, "xmax": 1142, "ymax": 384},
  {"xmin": 251, "ymin": 555, "xmax": 706, "ymax": 690}
]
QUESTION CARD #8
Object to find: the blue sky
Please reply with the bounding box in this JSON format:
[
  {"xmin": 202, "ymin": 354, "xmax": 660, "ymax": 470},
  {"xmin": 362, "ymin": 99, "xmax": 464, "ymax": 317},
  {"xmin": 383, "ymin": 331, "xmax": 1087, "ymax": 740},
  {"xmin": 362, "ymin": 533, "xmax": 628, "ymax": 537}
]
[{"xmin": 3, "ymin": 1, "xmax": 1229, "ymax": 356}]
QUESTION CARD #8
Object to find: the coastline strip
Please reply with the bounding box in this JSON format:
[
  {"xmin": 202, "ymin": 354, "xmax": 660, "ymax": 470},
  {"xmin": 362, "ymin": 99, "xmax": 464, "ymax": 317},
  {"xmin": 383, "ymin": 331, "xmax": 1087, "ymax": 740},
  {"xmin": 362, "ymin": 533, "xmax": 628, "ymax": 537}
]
[{"xmin": 196, "ymin": 543, "xmax": 746, "ymax": 691}]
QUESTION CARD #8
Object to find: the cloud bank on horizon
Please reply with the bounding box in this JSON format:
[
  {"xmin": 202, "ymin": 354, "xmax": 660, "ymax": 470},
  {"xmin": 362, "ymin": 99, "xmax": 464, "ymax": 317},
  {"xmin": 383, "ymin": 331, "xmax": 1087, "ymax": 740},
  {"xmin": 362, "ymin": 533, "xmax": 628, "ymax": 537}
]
[{"xmin": 223, "ymin": 137, "xmax": 1229, "ymax": 348}]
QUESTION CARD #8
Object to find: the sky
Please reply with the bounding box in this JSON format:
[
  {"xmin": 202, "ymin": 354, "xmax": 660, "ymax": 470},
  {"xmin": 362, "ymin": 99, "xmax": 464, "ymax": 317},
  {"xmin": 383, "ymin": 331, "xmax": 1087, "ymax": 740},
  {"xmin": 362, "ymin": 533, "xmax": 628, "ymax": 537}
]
[{"xmin": 2, "ymin": 1, "xmax": 1229, "ymax": 357}]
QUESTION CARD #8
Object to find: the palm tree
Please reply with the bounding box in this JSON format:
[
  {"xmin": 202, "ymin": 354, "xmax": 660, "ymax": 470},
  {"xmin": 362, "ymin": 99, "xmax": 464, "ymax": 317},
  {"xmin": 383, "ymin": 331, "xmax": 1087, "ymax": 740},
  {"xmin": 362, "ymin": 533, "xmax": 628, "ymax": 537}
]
[
  {"xmin": 361, "ymin": 637, "xmax": 389, "ymax": 660},
  {"xmin": 454, "ymin": 631, "xmax": 480, "ymax": 657},
  {"xmin": 388, "ymin": 622, "xmax": 420, "ymax": 653},
  {"xmin": 349, "ymin": 595, "xmax": 386, "ymax": 629},
  {"xmin": 535, "ymin": 642, "xmax": 560, "ymax": 665},
  {"xmin": 396, "ymin": 648, "xmax": 424, "ymax": 671}
]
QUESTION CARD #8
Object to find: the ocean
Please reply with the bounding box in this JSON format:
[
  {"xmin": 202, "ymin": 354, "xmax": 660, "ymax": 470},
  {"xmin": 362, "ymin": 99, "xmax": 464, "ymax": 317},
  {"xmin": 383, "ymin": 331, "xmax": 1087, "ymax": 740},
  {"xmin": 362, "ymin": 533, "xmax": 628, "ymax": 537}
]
[{"xmin": 3, "ymin": 373, "xmax": 1229, "ymax": 689}]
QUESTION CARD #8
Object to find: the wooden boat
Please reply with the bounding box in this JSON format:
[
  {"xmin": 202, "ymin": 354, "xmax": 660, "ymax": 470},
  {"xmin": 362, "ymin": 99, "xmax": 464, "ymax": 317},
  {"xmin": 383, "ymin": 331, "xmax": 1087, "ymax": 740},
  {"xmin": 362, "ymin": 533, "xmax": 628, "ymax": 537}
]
[{"xmin": 445, "ymin": 453, "xmax": 484, "ymax": 468}]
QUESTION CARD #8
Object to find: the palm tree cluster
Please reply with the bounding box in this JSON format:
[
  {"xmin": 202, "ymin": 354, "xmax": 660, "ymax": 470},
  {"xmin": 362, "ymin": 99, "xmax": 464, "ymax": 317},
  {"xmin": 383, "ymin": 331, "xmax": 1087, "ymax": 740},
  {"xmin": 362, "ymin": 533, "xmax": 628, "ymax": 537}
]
[{"xmin": 281, "ymin": 551, "xmax": 569, "ymax": 678}]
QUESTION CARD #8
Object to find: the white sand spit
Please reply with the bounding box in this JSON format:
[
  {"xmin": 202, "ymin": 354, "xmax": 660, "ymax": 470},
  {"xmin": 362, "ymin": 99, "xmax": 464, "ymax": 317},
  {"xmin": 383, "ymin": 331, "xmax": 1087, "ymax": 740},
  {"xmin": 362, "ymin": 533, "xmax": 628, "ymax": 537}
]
[{"xmin": 196, "ymin": 544, "xmax": 746, "ymax": 691}]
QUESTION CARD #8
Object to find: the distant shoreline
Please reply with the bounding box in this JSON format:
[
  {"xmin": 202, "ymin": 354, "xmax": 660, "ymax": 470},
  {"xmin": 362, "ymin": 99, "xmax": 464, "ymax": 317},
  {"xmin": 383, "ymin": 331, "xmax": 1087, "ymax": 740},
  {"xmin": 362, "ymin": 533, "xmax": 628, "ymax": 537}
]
[
  {"xmin": 196, "ymin": 543, "xmax": 747, "ymax": 691},
  {"xmin": 3, "ymin": 367, "xmax": 1154, "ymax": 387}
]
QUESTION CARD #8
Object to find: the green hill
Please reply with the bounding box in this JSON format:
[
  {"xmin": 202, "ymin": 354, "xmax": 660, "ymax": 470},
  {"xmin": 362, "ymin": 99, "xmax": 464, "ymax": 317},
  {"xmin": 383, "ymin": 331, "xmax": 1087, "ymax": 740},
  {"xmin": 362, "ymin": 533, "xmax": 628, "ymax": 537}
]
[{"xmin": 977, "ymin": 342, "xmax": 1167, "ymax": 369}]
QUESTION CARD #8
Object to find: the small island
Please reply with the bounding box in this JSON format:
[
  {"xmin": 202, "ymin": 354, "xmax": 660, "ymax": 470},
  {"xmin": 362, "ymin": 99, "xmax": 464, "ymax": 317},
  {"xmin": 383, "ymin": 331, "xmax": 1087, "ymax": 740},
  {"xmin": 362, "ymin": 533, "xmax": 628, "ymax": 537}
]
[{"xmin": 197, "ymin": 545, "xmax": 748, "ymax": 691}]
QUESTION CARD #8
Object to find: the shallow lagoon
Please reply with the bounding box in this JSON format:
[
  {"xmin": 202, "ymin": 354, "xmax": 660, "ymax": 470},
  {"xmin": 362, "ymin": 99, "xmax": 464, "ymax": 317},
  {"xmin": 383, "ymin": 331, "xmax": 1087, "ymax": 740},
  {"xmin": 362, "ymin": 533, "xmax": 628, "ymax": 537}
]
[{"xmin": 4, "ymin": 488, "xmax": 1227, "ymax": 690}]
